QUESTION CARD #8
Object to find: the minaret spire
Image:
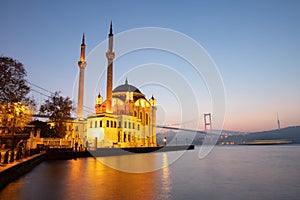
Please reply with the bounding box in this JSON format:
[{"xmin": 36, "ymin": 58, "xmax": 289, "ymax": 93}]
[
  {"xmin": 105, "ymin": 21, "xmax": 115, "ymax": 113},
  {"xmin": 82, "ymin": 32, "xmax": 85, "ymax": 45},
  {"xmin": 77, "ymin": 33, "xmax": 87, "ymax": 119},
  {"xmin": 80, "ymin": 33, "xmax": 86, "ymax": 62},
  {"xmin": 109, "ymin": 21, "xmax": 113, "ymax": 36}
]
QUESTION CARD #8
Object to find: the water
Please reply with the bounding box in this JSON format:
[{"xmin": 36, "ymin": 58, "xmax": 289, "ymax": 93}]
[{"xmin": 1, "ymin": 145, "xmax": 300, "ymax": 200}]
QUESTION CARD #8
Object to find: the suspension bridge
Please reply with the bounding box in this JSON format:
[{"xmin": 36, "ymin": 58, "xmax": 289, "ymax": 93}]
[{"xmin": 32, "ymin": 114, "xmax": 208, "ymax": 135}]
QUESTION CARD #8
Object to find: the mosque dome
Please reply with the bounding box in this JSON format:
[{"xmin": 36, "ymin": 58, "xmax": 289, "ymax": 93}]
[
  {"xmin": 113, "ymin": 78, "xmax": 142, "ymax": 94},
  {"xmin": 113, "ymin": 83, "xmax": 142, "ymax": 94},
  {"xmin": 112, "ymin": 78, "xmax": 145, "ymax": 101}
]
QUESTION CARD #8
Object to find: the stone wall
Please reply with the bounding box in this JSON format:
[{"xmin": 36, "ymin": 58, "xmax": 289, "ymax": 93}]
[{"xmin": 0, "ymin": 153, "xmax": 46, "ymax": 190}]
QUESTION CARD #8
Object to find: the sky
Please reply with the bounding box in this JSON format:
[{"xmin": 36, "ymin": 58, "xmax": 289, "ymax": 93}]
[{"xmin": 0, "ymin": 0, "xmax": 299, "ymax": 132}]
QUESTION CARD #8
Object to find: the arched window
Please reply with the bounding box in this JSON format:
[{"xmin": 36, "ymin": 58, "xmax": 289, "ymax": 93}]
[
  {"xmin": 118, "ymin": 131, "xmax": 121, "ymax": 142},
  {"xmin": 100, "ymin": 120, "xmax": 102, "ymax": 127},
  {"xmin": 140, "ymin": 112, "xmax": 143, "ymax": 121},
  {"xmin": 134, "ymin": 111, "xmax": 137, "ymax": 117},
  {"xmin": 146, "ymin": 113, "xmax": 149, "ymax": 125}
]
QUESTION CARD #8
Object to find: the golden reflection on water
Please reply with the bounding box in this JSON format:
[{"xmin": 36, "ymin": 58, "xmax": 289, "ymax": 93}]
[
  {"xmin": 0, "ymin": 154, "xmax": 173, "ymax": 200},
  {"xmin": 97, "ymin": 153, "xmax": 159, "ymax": 173},
  {"xmin": 67, "ymin": 155, "xmax": 172, "ymax": 200},
  {"xmin": 161, "ymin": 153, "xmax": 172, "ymax": 199}
]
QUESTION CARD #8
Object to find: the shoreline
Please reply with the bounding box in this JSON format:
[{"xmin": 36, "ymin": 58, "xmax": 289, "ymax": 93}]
[
  {"xmin": 0, "ymin": 153, "xmax": 46, "ymax": 190},
  {"xmin": 46, "ymin": 145, "xmax": 195, "ymax": 159},
  {"xmin": 240, "ymin": 139, "xmax": 292, "ymax": 145}
]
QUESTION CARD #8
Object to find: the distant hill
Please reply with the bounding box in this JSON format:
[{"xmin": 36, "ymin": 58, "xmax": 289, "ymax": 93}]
[{"xmin": 243, "ymin": 126, "xmax": 300, "ymax": 144}]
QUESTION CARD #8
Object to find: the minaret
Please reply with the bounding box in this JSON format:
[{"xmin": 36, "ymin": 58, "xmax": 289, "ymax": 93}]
[
  {"xmin": 105, "ymin": 21, "xmax": 115, "ymax": 113},
  {"xmin": 77, "ymin": 33, "xmax": 87, "ymax": 120}
]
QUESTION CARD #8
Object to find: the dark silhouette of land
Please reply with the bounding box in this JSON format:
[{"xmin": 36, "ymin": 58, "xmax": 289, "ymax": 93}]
[{"xmin": 241, "ymin": 126, "xmax": 300, "ymax": 144}]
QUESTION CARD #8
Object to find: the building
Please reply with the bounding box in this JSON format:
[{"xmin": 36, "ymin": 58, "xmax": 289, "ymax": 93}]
[
  {"xmin": 0, "ymin": 103, "xmax": 33, "ymax": 148},
  {"xmin": 80, "ymin": 23, "xmax": 157, "ymax": 148},
  {"xmin": 88, "ymin": 79, "xmax": 157, "ymax": 148}
]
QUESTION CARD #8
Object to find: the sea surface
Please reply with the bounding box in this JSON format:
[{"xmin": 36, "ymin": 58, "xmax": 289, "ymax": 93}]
[{"xmin": 1, "ymin": 145, "xmax": 300, "ymax": 200}]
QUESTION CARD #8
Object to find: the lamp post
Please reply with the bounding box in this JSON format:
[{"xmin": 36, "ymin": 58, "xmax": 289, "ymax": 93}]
[
  {"xmin": 163, "ymin": 137, "xmax": 167, "ymax": 146},
  {"xmin": 11, "ymin": 103, "xmax": 17, "ymax": 150}
]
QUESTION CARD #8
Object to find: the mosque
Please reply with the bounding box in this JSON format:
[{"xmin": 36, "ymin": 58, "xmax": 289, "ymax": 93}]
[{"xmin": 77, "ymin": 23, "xmax": 157, "ymax": 148}]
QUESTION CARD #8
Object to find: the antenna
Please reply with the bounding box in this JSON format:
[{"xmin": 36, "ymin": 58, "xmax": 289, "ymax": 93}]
[{"xmin": 277, "ymin": 112, "xmax": 281, "ymax": 129}]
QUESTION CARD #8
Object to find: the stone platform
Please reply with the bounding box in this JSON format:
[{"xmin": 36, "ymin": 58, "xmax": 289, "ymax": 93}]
[{"xmin": 0, "ymin": 153, "xmax": 46, "ymax": 190}]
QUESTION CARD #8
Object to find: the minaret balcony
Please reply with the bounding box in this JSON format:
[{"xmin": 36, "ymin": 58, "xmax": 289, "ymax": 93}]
[
  {"xmin": 78, "ymin": 61, "xmax": 87, "ymax": 68},
  {"xmin": 106, "ymin": 52, "xmax": 115, "ymax": 60}
]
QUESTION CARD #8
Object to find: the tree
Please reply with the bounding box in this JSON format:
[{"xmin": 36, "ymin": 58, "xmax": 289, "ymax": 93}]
[
  {"xmin": 39, "ymin": 91, "xmax": 73, "ymax": 138},
  {"xmin": 0, "ymin": 57, "xmax": 35, "ymax": 141},
  {"xmin": 0, "ymin": 57, "xmax": 33, "ymax": 104},
  {"xmin": 0, "ymin": 102, "xmax": 33, "ymax": 134}
]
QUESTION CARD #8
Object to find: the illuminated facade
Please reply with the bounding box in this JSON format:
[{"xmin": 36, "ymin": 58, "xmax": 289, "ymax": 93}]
[
  {"xmin": 86, "ymin": 23, "xmax": 157, "ymax": 148},
  {"xmin": 0, "ymin": 103, "xmax": 32, "ymax": 135},
  {"xmin": 0, "ymin": 103, "xmax": 33, "ymax": 148},
  {"xmin": 47, "ymin": 119, "xmax": 85, "ymax": 140}
]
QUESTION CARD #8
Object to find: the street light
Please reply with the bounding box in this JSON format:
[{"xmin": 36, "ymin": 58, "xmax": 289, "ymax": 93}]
[{"xmin": 163, "ymin": 137, "xmax": 167, "ymax": 146}]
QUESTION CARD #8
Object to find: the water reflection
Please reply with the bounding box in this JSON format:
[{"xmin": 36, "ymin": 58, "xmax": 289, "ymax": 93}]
[
  {"xmin": 0, "ymin": 155, "xmax": 172, "ymax": 200},
  {"xmin": 160, "ymin": 153, "xmax": 172, "ymax": 199},
  {"xmin": 1, "ymin": 147, "xmax": 300, "ymax": 200},
  {"xmin": 96, "ymin": 149, "xmax": 185, "ymax": 173},
  {"xmin": 97, "ymin": 153, "xmax": 159, "ymax": 173}
]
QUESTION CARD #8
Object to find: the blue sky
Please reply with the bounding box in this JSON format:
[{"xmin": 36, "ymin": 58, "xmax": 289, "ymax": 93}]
[{"xmin": 1, "ymin": 0, "xmax": 299, "ymax": 132}]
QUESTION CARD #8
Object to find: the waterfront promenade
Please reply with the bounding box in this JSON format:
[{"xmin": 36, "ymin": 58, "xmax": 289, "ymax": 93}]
[
  {"xmin": 0, "ymin": 151, "xmax": 46, "ymax": 190},
  {"xmin": 0, "ymin": 152, "xmax": 44, "ymax": 173}
]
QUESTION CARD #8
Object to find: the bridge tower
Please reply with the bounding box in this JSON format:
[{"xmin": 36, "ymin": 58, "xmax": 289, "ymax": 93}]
[{"xmin": 204, "ymin": 113, "xmax": 212, "ymax": 133}]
